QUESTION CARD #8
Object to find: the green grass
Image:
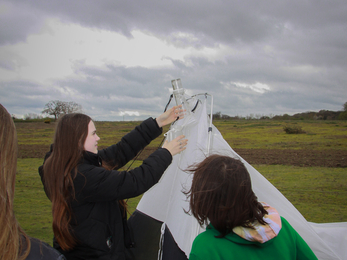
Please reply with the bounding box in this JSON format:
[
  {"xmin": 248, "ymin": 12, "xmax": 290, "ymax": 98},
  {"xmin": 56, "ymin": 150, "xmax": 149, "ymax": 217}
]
[
  {"xmin": 215, "ymin": 120, "xmax": 347, "ymax": 150},
  {"xmin": 15, "ymin": 159, "xmax": 347, "ymax": 245},
  {"xmin": 254, "ymin": 165, "xmax": 347, "ymax": 223},
  {"xmin": 14, "ymin": 158, "xmax": 53, "ymax": 243},
  {"xmin": 14, "ymin": 119, "xmax": 347, "ymax": 150},
  {"xmin": 15, "ymin": 122, "xmax": 56, "ymax": 145}
]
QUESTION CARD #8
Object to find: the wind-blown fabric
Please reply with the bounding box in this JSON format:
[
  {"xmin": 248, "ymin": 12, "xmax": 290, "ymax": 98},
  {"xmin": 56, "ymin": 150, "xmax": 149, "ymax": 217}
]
[{"xmin": 131, "ymin": 98, "xmax": 347, "ymax": 260}]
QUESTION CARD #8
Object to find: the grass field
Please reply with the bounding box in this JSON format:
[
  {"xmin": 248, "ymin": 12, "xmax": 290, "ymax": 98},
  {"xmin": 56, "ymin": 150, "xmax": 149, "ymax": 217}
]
[
  {"xmin": 13, "ymin": 119, "xmax": 347, "ymax": 245},
  {"xmin": 214, "ymin": 120, "xmax": 347, "ymax": 150}
]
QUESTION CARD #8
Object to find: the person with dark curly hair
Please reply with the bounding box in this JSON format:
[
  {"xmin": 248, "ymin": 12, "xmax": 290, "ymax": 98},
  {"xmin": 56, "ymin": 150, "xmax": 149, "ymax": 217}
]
[{"xmin": 185, "ymin": 154, "xmax": 317, "ymax": 260}]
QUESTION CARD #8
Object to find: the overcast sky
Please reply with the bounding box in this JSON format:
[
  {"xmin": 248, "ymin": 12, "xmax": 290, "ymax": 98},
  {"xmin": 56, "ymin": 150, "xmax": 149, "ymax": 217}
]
[{"xmin": 1, "ymin": 0, "xmax": 346, "ymax": 121}]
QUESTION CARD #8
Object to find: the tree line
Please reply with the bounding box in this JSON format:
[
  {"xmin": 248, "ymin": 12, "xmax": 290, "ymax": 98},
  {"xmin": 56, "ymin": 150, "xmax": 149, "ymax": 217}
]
[{"xmin": 213, "ymin": 102, "xmax": 347, "ymax": 120}]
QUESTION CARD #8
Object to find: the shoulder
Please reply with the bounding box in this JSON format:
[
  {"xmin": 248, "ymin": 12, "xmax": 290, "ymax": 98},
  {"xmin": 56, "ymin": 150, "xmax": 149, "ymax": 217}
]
[
  {"xmin": 190, "ymin": 231, "xmax": 212, "ymax": 260},
  {"xmin": 26, "ymin": 238, "xmax": 66, "ymax": 260},
  {"xmin": 77, "ymin": 152, "xmax": 104, "ymax": 178},
  {"xmin": 278, "ymin": 217, "xmax": 298, "ymax": 238},
  {"xmin": 280, "ymin": 216, "xmax": 290, "ymax": 225},
  {"xmin": 278, "ymin": 217, "xmax": 306, "ymax": 245},
  {"xmin": 191, "ymin": 227, "xmax": 219, "ymax": 252},
  {"xmin": 74, "ymin": 162, "xmax": 110, "ymax": 190},
  {"xmin": 280, "ymin": 217, "xmax": 298, "ymax": 234},
  {"xmin": 190, "ymin": 227, "xmax": 234, "ymax": 260},
  {"xmin": 193, "ymin": 227, "xmax": 215, "ymax": 243},
  {"xmin": 279, "ymin": 218, "xmax": 318, "ymax": 259}
]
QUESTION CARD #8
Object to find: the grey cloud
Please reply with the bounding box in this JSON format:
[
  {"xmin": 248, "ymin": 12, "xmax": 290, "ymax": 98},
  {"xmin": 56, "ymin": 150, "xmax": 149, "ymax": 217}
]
[
  {"xmin": 52, "ymin": 50, "xmax": 347, "ymax": 119},
  {"xmin": 8, "ymin": 0, "xmax": 345, "ymax": 44},
  {"xmin": 0, "ymin": 1, "xmax": 47, "ymax": 45},
  {"xmin": 3, "ymin": 0, "xmax": 347, "ymax": 69},
  {"xmin": 66, "ymin": 63, "xmax": 180, "ymax": 98},
  {"xmin": 0, "ymin": 80, "xmax": 52, "ymax": 115}
]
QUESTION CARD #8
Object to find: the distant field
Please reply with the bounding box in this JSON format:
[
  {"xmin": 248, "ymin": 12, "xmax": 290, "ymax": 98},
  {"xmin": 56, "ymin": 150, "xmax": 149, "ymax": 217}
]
[
  {"xmin": 16, "ymin": 119, "xmax": 347, "ymax": 150},
  {"xmin": 214, "ymin": 120, "xmax": 347, "ymax": 150},
  {"xmin": 13, "ymin": 119, "xmax": 347, "ymax": 244}
]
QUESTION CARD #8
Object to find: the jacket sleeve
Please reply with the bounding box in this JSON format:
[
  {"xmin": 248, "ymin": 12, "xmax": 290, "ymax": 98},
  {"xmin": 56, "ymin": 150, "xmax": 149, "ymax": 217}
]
[
  {"xmin": 75, "ymin": 147, "xmax": 172, "ymax": 202},
  {"xmin": 99, "ymin": 117, "xmax": 163, "ymax": 169}
]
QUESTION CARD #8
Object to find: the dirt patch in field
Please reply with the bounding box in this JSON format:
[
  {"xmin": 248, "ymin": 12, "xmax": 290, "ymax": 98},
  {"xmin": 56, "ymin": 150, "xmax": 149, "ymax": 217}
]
[
  {"xmin": 134, "ymin": 148, "xmax": 347, "ymax": 168},
  {"xmin": 18, "ymin": 144, "xmax": 347, "ymax": 168},
  {"xmin": 233, "ymin": 149, "xmax": 347, "ymax": 168}
]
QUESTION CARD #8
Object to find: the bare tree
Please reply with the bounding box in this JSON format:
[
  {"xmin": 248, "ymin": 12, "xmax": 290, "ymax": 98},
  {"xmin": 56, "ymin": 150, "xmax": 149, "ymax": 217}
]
[
  {"xmin": 42, "ymin": 100, "xmax": 82, "ymax": 120},
  {"xmin": 344, "ymin": 102, "xmax": 347, "ymax": 112},
  {"xmin": 213, "ymin": 111, "xmax": 221, "ymax": 120},
  {"xmin": 64, "ymin": 101, "xmax": 82, "ymax": 114}
]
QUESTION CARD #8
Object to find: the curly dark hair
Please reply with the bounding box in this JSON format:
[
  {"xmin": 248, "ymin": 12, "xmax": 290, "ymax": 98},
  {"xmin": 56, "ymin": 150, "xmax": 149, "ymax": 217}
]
[{"xmin": 185, "ymin": 154, "xmax": 268, "ymax": 238}]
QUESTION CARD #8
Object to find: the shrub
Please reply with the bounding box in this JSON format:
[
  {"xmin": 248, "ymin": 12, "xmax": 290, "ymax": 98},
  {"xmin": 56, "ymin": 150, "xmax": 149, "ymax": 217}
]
[
  {"xmin": 283, "ymin": 125, "xmax": 306, "ymax": 134},
  {"xmin": 44, "ymin": 119, "xmax": 51, "ymax": 124}
]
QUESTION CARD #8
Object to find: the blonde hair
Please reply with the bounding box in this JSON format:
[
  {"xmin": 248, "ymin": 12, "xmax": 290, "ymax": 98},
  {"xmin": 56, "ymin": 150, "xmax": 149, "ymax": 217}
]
[{"xmin": 0, "ymin": 104, "xmax": 30, "ymax": 260}]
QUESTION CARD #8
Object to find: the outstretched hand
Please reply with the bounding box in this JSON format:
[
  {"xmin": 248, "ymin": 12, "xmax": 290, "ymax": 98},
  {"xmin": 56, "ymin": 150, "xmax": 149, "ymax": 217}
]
[
  {"xmin": 156, "ymin": 105, "xmax": 185, "ymax": 128},
  {"xmin": 162, "ymin": 135, "xmax": 188, "ymax": 156}
]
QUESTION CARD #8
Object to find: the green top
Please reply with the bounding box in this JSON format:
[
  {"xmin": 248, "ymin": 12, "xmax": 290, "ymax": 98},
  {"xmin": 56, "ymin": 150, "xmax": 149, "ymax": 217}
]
[{"xmin": 189, "ymin": 217, "xmax": 318, "ymax": 260}]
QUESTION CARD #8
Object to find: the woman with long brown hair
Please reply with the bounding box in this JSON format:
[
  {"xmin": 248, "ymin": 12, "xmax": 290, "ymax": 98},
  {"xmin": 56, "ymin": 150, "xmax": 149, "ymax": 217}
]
[
  {"xmin": 39, "ymin": 106, "xmax": 187, "ymax": 260},
  {"xmin": 0, "ymin": 104, "xmax": 65, "ymax": 260},
  {"xmin": 185, "ymin": 154, "xmax": 317, "ymax": 260}
]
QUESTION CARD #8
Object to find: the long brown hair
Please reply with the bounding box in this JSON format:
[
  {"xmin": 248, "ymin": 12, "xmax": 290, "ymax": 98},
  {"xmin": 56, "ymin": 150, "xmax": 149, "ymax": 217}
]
[
  {"xmin": 42, "ymin": 113, "xmax": 91, "ymax": 251},
  {"xmin": 0, "ymin": 104, "xmax": 30, "ymax": 260},
  {"xmin": 185, "ymin": 154, "xmax": 268, "ymax": 238}
]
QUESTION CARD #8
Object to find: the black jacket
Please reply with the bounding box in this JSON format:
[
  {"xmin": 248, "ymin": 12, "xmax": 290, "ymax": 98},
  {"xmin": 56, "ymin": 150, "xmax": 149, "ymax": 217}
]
[
  {"xmin": 39, "ymin": 118, "xmax": 172, "ymax": 260},
  {"xmin": 23, "ymin": 237, "xmax": 66, "ymax": 260}
]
